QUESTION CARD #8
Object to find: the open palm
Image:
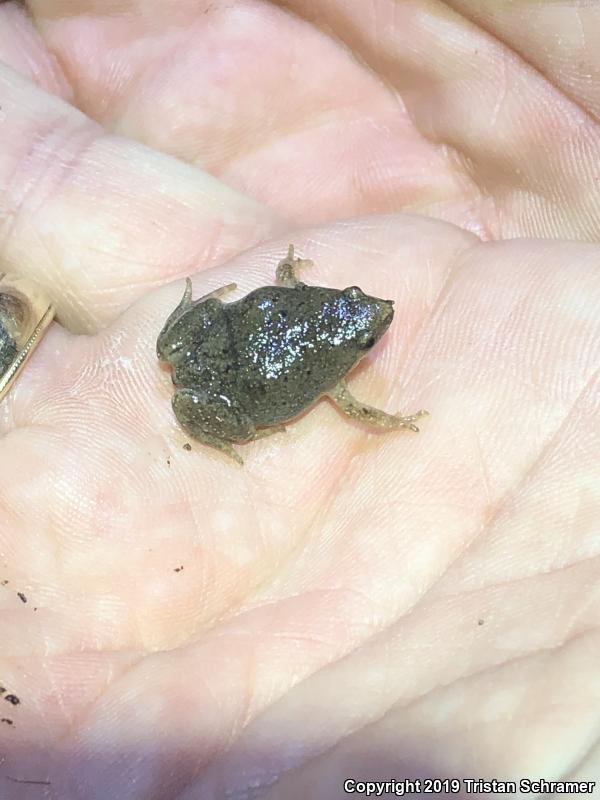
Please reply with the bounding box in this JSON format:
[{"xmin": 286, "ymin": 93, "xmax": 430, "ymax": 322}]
[{"xmin": 0, "ymin": 2, "xmax": 599, "ymax": 798}]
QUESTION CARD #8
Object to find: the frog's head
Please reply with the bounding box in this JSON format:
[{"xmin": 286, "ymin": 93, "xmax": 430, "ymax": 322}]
[
  {"xmin": 339, "ymin": 285, "xmax": 395, "ymax": 353},
  {"xmin": 156, "ymin": 279, "xmax": 221, "ymax": 365}
]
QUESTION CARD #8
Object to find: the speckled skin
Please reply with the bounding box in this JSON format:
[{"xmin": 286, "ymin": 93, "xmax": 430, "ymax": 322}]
[
  {"xmin": 0, "ymin": 325, "xmax": 17, "ymax": 376},
  {"xmin": 0, "ymin": 293, "xmax": 21, "ymax": 376},
  {"xmin": 157, "ymin": 247, "xmax": 427, "ymax": 463}
]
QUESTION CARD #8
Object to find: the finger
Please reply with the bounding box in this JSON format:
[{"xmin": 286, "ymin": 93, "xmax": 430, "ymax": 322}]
[
  {"xmin": 1, "ymin": 215, "xmax": 469, "ymax": 654},
  {"xmin": 23, "ymin": 0, "xmax": 600, "ymax": 241},
  {"xmin": 24, "ymin": 0, "xmax": 468, "ymax": 230},
  {"xmin": 0, "ymin": 64, "xmax": 282, "ymax": 333},
  {"xmin": 0, "ymin": 1, "xmax": 70, "ymax": 97},
  {"xmin": 3, "ymin": 218, "xmax": 600, "ymax": 797},
  {"xmin": 274, "ymin": 0, "xmax": 600, "ymax": 241},
  {"xmin": 446, "ymin": 0, "xmax": 600, "ymax": 122}
]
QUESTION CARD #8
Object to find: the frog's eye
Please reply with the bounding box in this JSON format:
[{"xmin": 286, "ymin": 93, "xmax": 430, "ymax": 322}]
[
  {"xmin": 357, "ymin": 331, "xmax": 377, "ymax": 350},
  {"xmin": 344, "ymin": 286, "xmax": 363, "ymax": 300}
]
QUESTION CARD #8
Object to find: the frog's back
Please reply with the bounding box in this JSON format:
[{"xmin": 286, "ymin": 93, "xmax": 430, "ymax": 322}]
[{"xmin": 227, "ymin": 285, "xmax": 360, "ymax": 426}]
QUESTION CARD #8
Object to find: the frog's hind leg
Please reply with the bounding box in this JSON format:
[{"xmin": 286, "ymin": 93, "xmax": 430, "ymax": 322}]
[
  {"xmin": 172, "ymin": 388, "xmax": 249, "ymax": 465},
  {"xmin": 181, "ymin": 428, "xmax": 244, "ymax": 465},
  {"xmin": 326, "ymin": 379, "xmax": 429, "ymax": 432},
  {"xmin": 276, "ymin": 244, "xmax": 314, "ymax": 288}
]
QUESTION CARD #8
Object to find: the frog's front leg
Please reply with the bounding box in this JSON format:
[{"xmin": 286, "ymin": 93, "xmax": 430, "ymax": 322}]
[
  {"xmin": 276, "ymin": 244, "xmax": 313, "ymax": 288},
  {"xmin": 326, "ymin": 379, "xmax": 429, "ymax": 432},
  {"xmin": 195, "ymin": 281, "xmax": 237, "ymax": 303},
  {"xmin": 173, "ymin": 278, "xmax": 238, "ymax": 311},
  {"xmin": 172, "ymin": 388, "xmax": 255, "ymax": 465}
]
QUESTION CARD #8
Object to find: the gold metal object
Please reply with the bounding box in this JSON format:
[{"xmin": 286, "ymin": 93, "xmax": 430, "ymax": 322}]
[{"xmin": 0, "ymin": 274, "xmax": 54, "ymax": 402}]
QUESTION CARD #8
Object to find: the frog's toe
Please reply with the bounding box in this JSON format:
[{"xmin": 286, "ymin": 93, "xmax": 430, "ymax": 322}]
[
  {"xmin": 199, "ymin": 435, "xmax": 244, "ymax": 465},
  {"xmin": 226, "ymin": 445, "xmax": 244, "ymax": 465},
  {"xmin": 276, "ymin": 245, "xmax": 313, "ymax": 287},
  {"xmin": 396, "ymin": 409, "xmax": 429, "ymax": 431}
]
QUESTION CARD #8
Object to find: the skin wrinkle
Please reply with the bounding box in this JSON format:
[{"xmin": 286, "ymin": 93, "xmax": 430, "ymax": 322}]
[
  {"xmin": 432, "ymin": 552, "xmax": 600, "ymax": 608},
  {"xmin": 0, "ymin": 2, "xmax": 70, "ymax": 97},
  {"xmin": 562, "ymin": 562, "xmax": 600, "ymax": 645},
  {"xmin": 380, "ymin": 633, "xmax": 591, "ymax": 785},
  {"xmin": 442, "ymin": 0, "xmax": 600, "ymax": 129},
  {"xmin": 421, "ymin": 362, "xmax": 600, "ymax": 602},
  {"xmin": 273, "ymin": 0, "xmax": 492, "ymax": 226},
  {"xmin": 170, "ymin": 602, "xmax": 374, "ymax": 797},
  {"xmin": 163, "ymin": 292, "xmax": 599, "ymax": 789},
  {"xmin": 566, "ymin": 728, "xmax": 600, "ymax": 783},
  {"xmin": 181, "ymin": 622, "xmax": 600, "ymax": 799},
  {"xmin": 25, "ymin": 19, "xmax": 69, "ymax": 98},
  {"xmin": 473, "ymin": 427, "xmax": 493, "ymax": 513},
  {"xmin": 32, "ymin": 223, "xmax": 98, "ymax": 328},
  {"xmin": 270, "ymin": 0, "xmax": 394, "ymax": 96},
  {"xmin": 51, "ymin": 645, "xmax": 236, "ymax": 792},
  {"xmin": 186, "ymin": 592, "xmax": 380, "ymax": 788},
  {"xmin": 1, "ymin": 63, "xmax": 281, "ymax": 329},
  {"xmin": 128, "ymin": 5, "xmax": 389, "ymax": 172},
  {"xmin": 554, "ymin": 669, "xmax": 600, "ymax": 784},
  {"xmin": 179, "ymin": 502, "xmax": 268, "ymax": 635},
  {"xmin": 218, "ymin": 102, "xmax": 385, "ymax": 181},
  {"xmin": 163, "ymin": 324, "xmax": 594, "ymax": 788},
  {"xmin": 404, "ymin": 112, "xmax": 502, "ymax": 242},
  {"xmin": 226, "ymin": 236, "xmax": 499, "ymax": 628},
  {"xmin": 53, "ymin": 652, "xmax": 146, "ymax": 748},
  {"xmin": 31, "ymin": 7, "xmax": 143, "ymax": 117},
  {"xmin": 442, "ymin": 0, "xmax": 600, "ymax": 126},
  {"xmin": 0, "ymin": 109, "xmax": 105, "ymax": 324},
  {"xmin": 4, "ymin": 114, "xmax": 101, "ymax": 224},
  {"xmin": 386, "ymin": 232, "xmax": 475, "ymax": 389},
  {"xmin": 366, "ymin": 638, "xmax": 593, "ymax": 779},
  {"xmin": 0, "ymin": 5, "xmax": 598, "ymax": 795},
  {"xmin": 366, "ymin": 630, "xmax": 598, "ymax": 756},
  {"xmin": 269, "ymin": 3, "xmax": 490, "ymax": 178},
  {"xmin": 0, "ymin": 114, "xmax": 53, "ymax": 253},
  {"xmin": 416, "ymin": 464, "xmax": 590, "ymax": 607},
  {"xmin": 23, "ymin": 573, "xmax": 598, "ymax": 777},
  {"xmin": 488, "ymin": 56, "xmax": 509, "ymax": 129},
  {"xmin": 274, "ymin": 0, "xmax": 598, "ymax": 239},
  {"xmin": 234, "ymin": 633, "xmax": 259, "ymax": 742},
  {"xmin": 235, "ymin": 223, "xmax": 455, "ymax": 610}
]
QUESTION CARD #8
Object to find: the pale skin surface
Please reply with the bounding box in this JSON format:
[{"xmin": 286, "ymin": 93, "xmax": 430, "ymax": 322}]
[{"xmin": 0, "ymin": 1, "xmax": 599, "ymax": 798}]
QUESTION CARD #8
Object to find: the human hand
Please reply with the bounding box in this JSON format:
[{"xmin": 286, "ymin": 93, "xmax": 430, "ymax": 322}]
[{"xmin": 0, "ymin": 2, "xmax": 599, "ymax": 798}]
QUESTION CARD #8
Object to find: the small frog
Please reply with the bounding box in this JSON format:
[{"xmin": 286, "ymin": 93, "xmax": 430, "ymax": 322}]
[{"xmin": 157, "ymin": 246, "xmax": 428, "ymax": 464}]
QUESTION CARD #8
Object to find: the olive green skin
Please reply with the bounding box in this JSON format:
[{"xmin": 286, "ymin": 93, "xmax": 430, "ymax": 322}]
[
  {"xmin": 157, "ymin": 281, "xmax": 394, "ymax": 443},
  {"xmin": 0, "ymin": 325, "xmax": 17, "ymax": 376},
  {"xmin": 0, "ymin": 294, "xmax": 20, "ymax": 375}
]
